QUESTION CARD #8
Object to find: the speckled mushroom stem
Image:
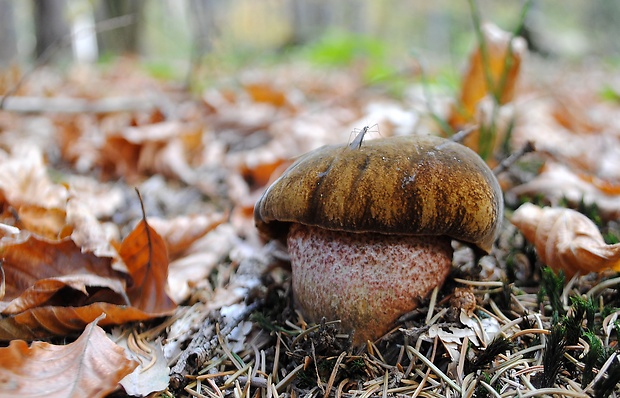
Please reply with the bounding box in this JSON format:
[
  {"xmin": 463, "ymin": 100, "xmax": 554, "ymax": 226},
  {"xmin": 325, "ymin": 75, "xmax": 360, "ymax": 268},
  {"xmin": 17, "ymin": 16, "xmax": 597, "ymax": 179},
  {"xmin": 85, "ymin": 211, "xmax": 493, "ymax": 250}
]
[{"xmin": 287, "ymin": 223, "xmax": 453, "ymax": 346}]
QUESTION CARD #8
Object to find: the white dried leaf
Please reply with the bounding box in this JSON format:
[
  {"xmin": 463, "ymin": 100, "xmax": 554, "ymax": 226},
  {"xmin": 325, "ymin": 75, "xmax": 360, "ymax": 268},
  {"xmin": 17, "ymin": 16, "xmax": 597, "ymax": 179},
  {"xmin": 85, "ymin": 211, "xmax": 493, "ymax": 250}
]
[{"xmin": 511, "ymin": 203, "xmax": 620, "ymax": 277}]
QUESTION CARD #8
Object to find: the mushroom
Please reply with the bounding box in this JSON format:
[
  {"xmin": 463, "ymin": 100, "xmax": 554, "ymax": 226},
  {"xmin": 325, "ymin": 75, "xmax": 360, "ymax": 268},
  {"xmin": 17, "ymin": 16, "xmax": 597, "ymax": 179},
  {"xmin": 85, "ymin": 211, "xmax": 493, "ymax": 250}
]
[{"xmin": 254, "ymin": 132, "xmax": 503, "ymax": 346}]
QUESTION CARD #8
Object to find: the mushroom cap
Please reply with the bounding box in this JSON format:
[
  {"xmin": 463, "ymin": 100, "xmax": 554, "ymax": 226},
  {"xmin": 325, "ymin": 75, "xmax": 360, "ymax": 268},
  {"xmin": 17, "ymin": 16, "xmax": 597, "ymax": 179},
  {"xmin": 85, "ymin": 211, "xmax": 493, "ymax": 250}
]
[{"xmin": 254, "ymin": 134, "xmax": 503, "ymax": 253}]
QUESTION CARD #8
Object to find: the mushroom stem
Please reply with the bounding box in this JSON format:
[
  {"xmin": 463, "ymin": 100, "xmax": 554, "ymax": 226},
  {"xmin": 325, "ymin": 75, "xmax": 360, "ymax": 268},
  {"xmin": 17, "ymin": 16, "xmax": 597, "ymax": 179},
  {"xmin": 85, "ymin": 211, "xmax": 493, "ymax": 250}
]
[{"xmin": 287, "ymin": 223, "xmax": 453, "ymax": 346}]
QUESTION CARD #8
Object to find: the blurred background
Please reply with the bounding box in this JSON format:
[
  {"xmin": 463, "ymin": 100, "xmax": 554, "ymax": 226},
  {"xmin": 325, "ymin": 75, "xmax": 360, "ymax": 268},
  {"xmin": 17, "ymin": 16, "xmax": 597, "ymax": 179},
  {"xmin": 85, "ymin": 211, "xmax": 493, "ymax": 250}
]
[{"xmin": 2, "ymin": 0, "xmax": 619, "ymax": 82}]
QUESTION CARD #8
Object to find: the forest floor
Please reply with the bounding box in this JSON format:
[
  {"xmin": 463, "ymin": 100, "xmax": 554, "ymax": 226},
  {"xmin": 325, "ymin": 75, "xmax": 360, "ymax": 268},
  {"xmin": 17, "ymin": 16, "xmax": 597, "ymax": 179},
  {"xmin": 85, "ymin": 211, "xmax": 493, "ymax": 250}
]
[{"xmin": 1, "ymin": 25, "xmax": 620, "ymax": 398}]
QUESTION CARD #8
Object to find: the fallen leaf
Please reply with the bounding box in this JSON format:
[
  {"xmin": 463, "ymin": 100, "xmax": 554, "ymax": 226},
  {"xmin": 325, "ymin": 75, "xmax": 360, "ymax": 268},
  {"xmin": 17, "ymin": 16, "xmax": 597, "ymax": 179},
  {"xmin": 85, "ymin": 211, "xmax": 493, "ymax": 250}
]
[
  {"xmin": 167, "ymin": 224, "xmax": 237, "ymax": 303},
  {"xmin": 421, "ymin": 311, "xmax": 500, "ymax": 361},
  {"xmin": 510, "ymin": 97, "xmax": 620, "ymax": 183},
  {"xmin": 243, "ymin": 81, "xmax": 291, "ymax": 109},
  {"xmin": 0, "ymin": 314, "xmax": 138, "ymax": 398},
  {"xmin": 66, "ymin": 197, "xmax": 120, "ymax": 259},
  {"xmin": 0, "ymin": 145, "xmax": 68, "ymax": 209},
  {"xmin": 508, "ymin": 162, "xmax": 620, "ymax": 220},
  {"xmin": 449, "ymin": 23, "xmax": 526, "ymax": 157},
  {"xmin": 148, "ymin": 213, "xmax": 227, "ymax": 258},
  {"xmin": 120, "ymin": 214, "xmax": 176, "ymax": 314},
  {"xmin": 0, "ymin": 235, "xmax": 128, "ymax": 314},
  {"xmin": 0, "ymin": 302, "xmax": 165, "ymax": 341},
  {"xmin": 98, "ymin": 121, "xmax": 202, "ymax": 182},
  {"xmin": 16, "ymin": 205, "xmax": 72, "ymax": 240},
  {"xmin": 117, "ymin": 336, "xmax": 170, "ymax": 396},
  {"xmin": 450, "ymin": 23, "xmax": 526, "ymax": 126},
  {"xmin": 511, "ymin": 203, "xmax": 620, "ymax": 277},
  {"xmin": 64, "ymin": 175, "xmax": 124, "ymax": 259}
]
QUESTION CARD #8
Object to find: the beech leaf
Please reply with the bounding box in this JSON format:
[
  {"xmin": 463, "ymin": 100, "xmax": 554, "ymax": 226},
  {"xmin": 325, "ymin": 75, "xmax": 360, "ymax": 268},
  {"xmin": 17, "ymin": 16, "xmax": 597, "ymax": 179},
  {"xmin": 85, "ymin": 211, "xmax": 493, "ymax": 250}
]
[
  {"xmin": 16, "ymin": 205, "xmax": 71, "ymax": 240},
  {"xmin": 448, "ymin": 23, "xmax": 526, "ymax": 159},
  {"xmin": 117, "ymin": 337, "xmax": 170, "ymax": 396},
  {"xmin": 148, "ymin": 213, "xmax": 227, "ymax": 258},
  {"xmin": 0, "ymin": 314, "xmax": 138, "ymax": 398},
  {"xmin": 0, "ymin": 302, "xmax": 162, "ymax": 341},
  {"xmin": 0, "ymin": 235, "xmax": 128, "ymax": 314},
  {"xmin": 119, "ymin": 195, "xmax": 176, "ymax": 314},
  {"xmin": 451, "ymin": 23, "xmax": 526, "ymax": 126},
  {"xmin": 511, "ymin": 203, "xmax": 620, "ymax": 277}
]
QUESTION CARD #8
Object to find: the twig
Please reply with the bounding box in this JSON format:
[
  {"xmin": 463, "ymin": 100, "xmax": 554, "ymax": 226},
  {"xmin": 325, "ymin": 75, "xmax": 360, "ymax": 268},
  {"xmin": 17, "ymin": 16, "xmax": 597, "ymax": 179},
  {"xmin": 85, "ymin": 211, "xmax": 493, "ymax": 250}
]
[
  {"xmin": 169, "ymin": 300, "xmax": 263, "ymax": 389},
  {"xmin": 492, "ymin": 140, "xmax": 536, "ymax": 175},
  {"xmin": 0, "ymin": 96, "xmax": 156, "ymax": 114},
  {"xmin": 449, "ymin": 125, "xmax": 478, "ymax": 143},
  {"xmin": 234, "ymin": 376, "xmax": 269, "ymax": 389}
]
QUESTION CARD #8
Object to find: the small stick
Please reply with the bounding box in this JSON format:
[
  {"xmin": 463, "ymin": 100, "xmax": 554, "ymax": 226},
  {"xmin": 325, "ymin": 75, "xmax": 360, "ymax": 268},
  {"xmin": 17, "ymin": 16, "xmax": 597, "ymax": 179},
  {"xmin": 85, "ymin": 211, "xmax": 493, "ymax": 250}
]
[
  {"xmin": 169, "ymin": 300, "xmax": 263, "ymax": 389},
  {"xmin": 449, "ymin": 125, "xmax": 478, "ymax": 143},
  {"xmin": 1, "ymin": 96, "xmax": 156, "ymax": 114},
  {"xmin": 493, "ymin": 140, "xmax": 536, "ymax": 175}
]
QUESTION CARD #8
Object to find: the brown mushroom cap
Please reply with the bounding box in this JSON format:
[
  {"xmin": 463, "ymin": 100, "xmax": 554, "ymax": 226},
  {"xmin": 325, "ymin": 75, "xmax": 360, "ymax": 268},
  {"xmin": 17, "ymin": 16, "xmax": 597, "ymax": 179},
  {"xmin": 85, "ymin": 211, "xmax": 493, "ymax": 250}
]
[{"xmin": 254, "ymin": 134, "xmax": 503, "ymax": 253}]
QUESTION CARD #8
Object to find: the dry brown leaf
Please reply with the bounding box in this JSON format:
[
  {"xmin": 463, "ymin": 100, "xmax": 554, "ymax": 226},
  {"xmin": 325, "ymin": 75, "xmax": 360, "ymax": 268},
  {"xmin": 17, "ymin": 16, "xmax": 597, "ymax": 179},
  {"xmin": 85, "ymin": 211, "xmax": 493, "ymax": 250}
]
[
  {"xmin": 99, "ymin": 135, "xmax": 143, "ymax": 181},
  {"xmin": 167, "ymin": 223, "xmax": 237, "ymax": 303},
  {"xmin": 150, "ymin": 137, "xmax": 199, "ymax": 185},
  {"xmin": 511, "ymin": 203, "xmax": 620, "ymax": 277},
  {"xmin": 66, "ymin": 198, "xmax": 119, "ymax": 259},
  {"xmin": 99, "ymin": 121, "xmax": 202, "ymax": 182},
  {"xmin": 0, "ymin": 235, "xmax": 128, "ymax": 314},
  {"xmin": 66, "ymin": 175, "xmax": 125, "ymax": 219},
  {"xmin": 117, "ymin": 336, "xmax": 170, "ymax": 396},
  {"xmin": 0, "ymin": 314, "xmax": 137, "ymax": 398},
  {"xmin": 0, "ymin": 145, "xmax": 68, "ymax": 209},
  {"xmin": 449, "ymin": 23, "xmax": 526, "ymax": 157},
  {"xmin": 508, "ymin": 162, "xmax": 620, "ymax": 220},
  {"xmin": 65, "ymin": 176, "xmax": 124, "ymax": 258},
  {"xmin": 120, "ymin": 217, "xmax": 176, "ymax": 314},
  {"xmin": 451, "ymin": 23, "xmax": 526, "ymax": 125},
  {"xmin": 148, "ymin": 213, "xmax": 227, "ymax": 258},
  {"xmin": 243, "ymin": 81, "xmax": 295, "ymax": 111},
  {"xmin": 0, "ymin": 302, "xmax": 164, "ymax": 341},
  {"xmin": 510, "ymin": 96, "xmax": 620, "ymax": 183},
  {"xmin": 16, "ymin": 205, "xmax": 72, "ymax": 240}
]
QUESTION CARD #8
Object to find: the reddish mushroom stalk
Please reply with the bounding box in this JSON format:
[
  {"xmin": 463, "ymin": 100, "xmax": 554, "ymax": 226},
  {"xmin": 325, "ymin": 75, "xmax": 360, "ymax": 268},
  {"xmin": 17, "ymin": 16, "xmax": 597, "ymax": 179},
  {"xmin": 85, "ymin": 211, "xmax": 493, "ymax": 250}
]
[{"xmin": 288, "ymin": 224, "xmax": 452, "ymax": 345}]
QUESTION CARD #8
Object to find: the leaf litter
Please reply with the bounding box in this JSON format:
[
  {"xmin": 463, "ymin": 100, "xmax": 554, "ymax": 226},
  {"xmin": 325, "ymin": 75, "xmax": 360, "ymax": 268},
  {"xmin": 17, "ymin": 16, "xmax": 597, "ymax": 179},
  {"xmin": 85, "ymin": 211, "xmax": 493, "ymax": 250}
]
[{"xmin": 0, "ymin": 22, "xmax": 619, "ymax": 398}]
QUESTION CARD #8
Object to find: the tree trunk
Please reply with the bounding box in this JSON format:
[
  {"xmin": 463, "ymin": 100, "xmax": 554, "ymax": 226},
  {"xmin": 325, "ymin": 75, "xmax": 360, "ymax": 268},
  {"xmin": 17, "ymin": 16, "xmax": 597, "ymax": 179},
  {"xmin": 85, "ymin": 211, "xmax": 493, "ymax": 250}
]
[
  {"xmin": 0, "ymin": 0, "xmax": 18, "ymax": 67},
  {"xmin": 95, "ymin": 0, "xmax": 145, "ymax": 56},
  {"xmin": 287, "ymin": 0, "xmax": 367, "ymax": 46},
  {"xmin": 32, "ymin": 0, "xmax": 71, "ymax": 63},
  {"xmin": 189, "ymin": 0, "xmax": 223, "ymax": 58}
]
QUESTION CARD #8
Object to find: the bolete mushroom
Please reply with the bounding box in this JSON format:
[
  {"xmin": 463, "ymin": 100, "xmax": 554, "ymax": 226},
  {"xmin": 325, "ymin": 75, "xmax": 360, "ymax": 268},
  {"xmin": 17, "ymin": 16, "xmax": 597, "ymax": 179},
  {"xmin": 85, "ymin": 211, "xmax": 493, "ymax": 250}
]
[{"xmin": 254, "ymin": 132, "xmax": 503, "ymax": 346}]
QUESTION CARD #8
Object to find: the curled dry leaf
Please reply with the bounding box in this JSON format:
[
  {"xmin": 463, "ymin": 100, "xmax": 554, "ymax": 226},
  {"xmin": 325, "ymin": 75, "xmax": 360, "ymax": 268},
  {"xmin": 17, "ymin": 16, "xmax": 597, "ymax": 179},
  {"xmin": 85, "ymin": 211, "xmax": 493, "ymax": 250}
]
[
  {"xmin": 450, "ymin": 23, "xmax": 526, "ymax": 126},
  {"xmin": 0, "ymin": 145, "xmax": 68, "ymax": 209},
  {"xmin": 511, "ymin": 203, "xmax": 620, "ymax": 277},
  {"xmin": 117, "ymin": 336, "xmax": 170, "ymax": 396},
  {"xmin": 167, "ymin": 223, "xmax": 237, "ymax": 304},
  {"xmin": 0, "ymin": 302, "xmax": 165, "ymax": 341},
  {"xmin": 243, "ymin": 81, "xmax": 292, "ymax": 109},
  {"xmin": 0, "ymin": 231, "xmax": 179, "ymax": 340},
  {"xmin": 448, "ymin": 23, "xmax": 526, "ymax": 160},
  {"xmin": 15, "ymin": 205, "xmax": 72, "ymax": 240},
  {"xmin": 0, "ymin": 314, "xmax": 137, "ymax": 398},
  {"xmin": 0, "ymin": 235, "xmax": 128, "ymax": 315},
  {"xmin": 99, "ymin": 121, "xmax": 202, "ymax": 182},
  {"xmin": 508, "ymin": 161, "xmax": 620, "ymax": 220},
  {"xmin": 67, "ymin": 198, "xmax": 119, "ymax": 259},
  {"xmin": 148, "ymin": 212, "xmax": 227, "ymax": 258}
]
